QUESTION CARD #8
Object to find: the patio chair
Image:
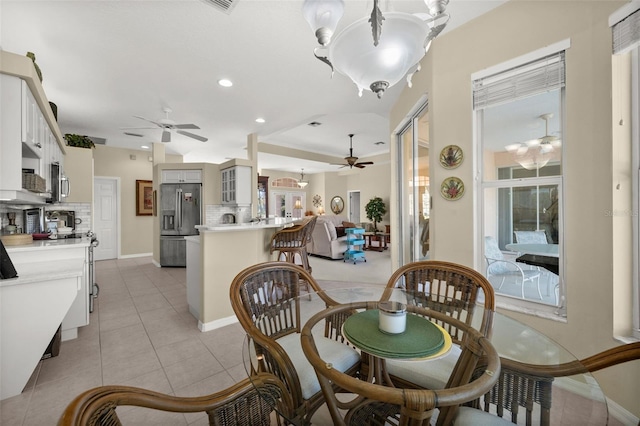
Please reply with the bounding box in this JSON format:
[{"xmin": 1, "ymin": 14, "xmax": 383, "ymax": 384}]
[
  {"xmin": 514, "ymin": 230, "xmax": 549, "ymax": 244},
  {"xmin": 57, "ymin": 372, "xmax": 293, "ymax": 426},
  {"xmin": 229, "ymin": 261, "xmax": 361, "ymax": 425},
  {"xmin": 484, "ymin": 236, "xmax": 542, "ymax": 300},
  {"xmin": 378, "ymin": 260, "xmax": 496, "ymax": 390},
  {"xmin": 454, "ymin": 342, "xmax": 640, "ymax": 425}
]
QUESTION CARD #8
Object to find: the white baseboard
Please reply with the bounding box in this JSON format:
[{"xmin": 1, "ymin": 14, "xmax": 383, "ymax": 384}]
[
  {"xmin": 607, "ymin": 398, "xmax": 639, "ymax": 425},
  {"xmin": 199, "ymin": 315, "xmax": 238, "ymax": 332},
  {"xmin": 118, "ymin": 252, "xmax": 153, "ymax": 259}
]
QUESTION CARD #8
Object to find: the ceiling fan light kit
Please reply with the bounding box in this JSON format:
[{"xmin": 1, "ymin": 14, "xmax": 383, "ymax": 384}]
[
  {"xmin": 505, "ymin": 113, "xmax": 561, "ymax": 170},
  {"xmin": 302, "ymin": 0, "xmax": 450, "ymax": 98}
]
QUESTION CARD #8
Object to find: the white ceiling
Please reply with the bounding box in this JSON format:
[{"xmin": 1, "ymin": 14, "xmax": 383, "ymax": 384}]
[{"xmin": 1, "ymin": 0, "xmax": 505, "ymax": 174}]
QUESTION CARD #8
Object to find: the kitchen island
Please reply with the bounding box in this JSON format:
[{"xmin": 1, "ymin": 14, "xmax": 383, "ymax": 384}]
[{"xmin": 187, "ymin": 219, "xmax": 295, "ymax": 331}]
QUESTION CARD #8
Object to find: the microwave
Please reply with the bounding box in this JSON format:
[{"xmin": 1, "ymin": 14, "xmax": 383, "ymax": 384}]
[{"xmin": 47, "ymin": 162, "xmax": 70, "ymax": 204}]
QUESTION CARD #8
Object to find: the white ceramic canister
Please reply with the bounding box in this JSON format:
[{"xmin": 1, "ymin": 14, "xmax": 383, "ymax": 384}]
[{"xmin": 378, "ymin": 301, "xmax": 407, "ymax": 334}]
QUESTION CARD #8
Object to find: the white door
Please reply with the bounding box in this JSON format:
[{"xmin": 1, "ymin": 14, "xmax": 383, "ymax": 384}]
[
  {"xmin": 94, "ymin": 177, "xmax": 118, "ymax": 260},
  {"xmin": 348, "ymin": 191, "xmax": 360, "ymax": 224}
]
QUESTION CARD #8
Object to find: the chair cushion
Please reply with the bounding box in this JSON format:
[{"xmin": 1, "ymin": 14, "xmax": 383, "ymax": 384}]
[
  {"xmin": 453, "ymin": 407, "xmax": 513, "ymax": 425},
  {"xmin": 277, "ymin": 333, "xmax": 360, "ymax": 400},
  {"xmin": 385, "ymin": 344, "xmax": 462, "ymax": 390}
]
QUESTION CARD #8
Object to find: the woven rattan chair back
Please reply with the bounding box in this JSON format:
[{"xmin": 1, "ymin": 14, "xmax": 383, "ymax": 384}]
[
  {"xmin": 230, "ymin": 261, "xmax": 336, "ymax": 424},
  {"xmin": 461, "ymin": 342, "xmax": 640, "ymax": 425},
  {"xmin": 57, "ymin": 373, "xmax": 292, "ymax": 426},
  {"xmin": 382, "ymin": 260, "xmax": 495, "ymax": 343},
  {"xmin": 269, "ymin": 216, "xmax": 317, "ymax": 273}
]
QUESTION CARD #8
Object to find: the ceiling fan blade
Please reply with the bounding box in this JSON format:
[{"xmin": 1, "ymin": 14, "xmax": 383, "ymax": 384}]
[
  {"xmin": 123, "ymin": 132, "xmax": 144, "ymax": 137},
  {"xmin": 133, "ymin": 115, "xmax": 161, "ymax": 126},
  {"xmin": 161, "ymin": 130, "xmax": 171, "ymax": 143},
  {"xmin": 177, "ymin": 130, "xmax": 208, "ymax": 142},
  {"xmin": 356, "ymin": 161, "xmax": 374, "ymax": 166},
  {"xmin": 355, "ymin": 164, "xmax": 366, "ymax": 169},
  {"xmin": 174, "ymin": 123, "xmax": 200, "ymax": 130}
]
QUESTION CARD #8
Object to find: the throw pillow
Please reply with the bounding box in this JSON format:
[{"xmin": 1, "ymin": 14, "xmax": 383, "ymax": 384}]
[
  {"xmin": 335, "ymin": 226, "xmax": 346, "ymax": 238},
  {"xmin": 326, "ymin": 222, "xmax": 337, "ymax": 240},
  {"xmin": 342, "ymin": 221, "xmax": 356, "ymax": 229}
]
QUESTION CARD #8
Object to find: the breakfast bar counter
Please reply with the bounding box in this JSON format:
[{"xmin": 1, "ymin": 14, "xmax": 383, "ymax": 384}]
[{"xmin": 187, "ymin": 219, "xmax": 295, "ymax": 331}]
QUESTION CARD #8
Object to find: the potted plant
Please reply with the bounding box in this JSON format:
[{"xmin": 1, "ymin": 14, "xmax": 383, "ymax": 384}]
[
  {"xmin": 64, "ymin": 133, "xmax": 95, "ymax": 149},
  {"xmin": 365, "ymin": 196, "xmax": 387, "ymax": 233}
]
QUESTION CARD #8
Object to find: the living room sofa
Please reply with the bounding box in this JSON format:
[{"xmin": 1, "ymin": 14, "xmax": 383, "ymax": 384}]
[{"xmin": 307, "ymin": 215, "xmax": 350, "ymax": 260}]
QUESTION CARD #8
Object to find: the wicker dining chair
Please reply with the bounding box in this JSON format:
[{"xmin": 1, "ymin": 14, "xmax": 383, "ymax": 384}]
[
  {"xmin": 229, "ymin": 261, "xmax": 361, "ymax": 425},
  {"xmin": 379, "ymin": 260, "xmax": 496, "ymax": 391},
  {"xmin": 455, "ymin": 342, "xmax": 640, "ymax": 426},
  {"xmin": 57, "ymin": 372, "xmax": 293, "ymax": 426},
  {"xmin": 269, "ymin": 216, "xmax": 317, "ymax": 273}
]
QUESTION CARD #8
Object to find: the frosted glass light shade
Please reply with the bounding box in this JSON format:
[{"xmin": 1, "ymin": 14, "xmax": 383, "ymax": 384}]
[
  {"xmin": 328, "ymin": 12, "xmax": 429, "ymax": 97},
  {"xmin": 302, "ymin": 0, "xmax": 345, "ymax": 45}
]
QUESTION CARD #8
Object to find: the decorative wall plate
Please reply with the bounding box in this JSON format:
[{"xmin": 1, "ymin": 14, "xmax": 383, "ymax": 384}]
[
  {"xmin": 439, "ymin": 145, "xmax": 463, "ymax": 169},
  {"xmin": 440, "ymin": 177, "xmax": 465, "ymax": 200}
]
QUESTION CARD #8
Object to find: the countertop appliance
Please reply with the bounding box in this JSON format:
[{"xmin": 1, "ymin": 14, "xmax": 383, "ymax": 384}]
[
  {"xmin": 45, "ymin": 210, "xmax": 76, "ymax": 234},
  {"xmin": 160, "ymin": 183, "xmax": 201, "ymax": 267},
  {"xmin": 23, "ymin": 207, "xmax": 45, "ymax": 234}
]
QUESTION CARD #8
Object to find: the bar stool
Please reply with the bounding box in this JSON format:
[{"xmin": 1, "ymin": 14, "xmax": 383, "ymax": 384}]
[{"xmin": 269, "ymin": 217, "xmax": 317, "ymax": 296}]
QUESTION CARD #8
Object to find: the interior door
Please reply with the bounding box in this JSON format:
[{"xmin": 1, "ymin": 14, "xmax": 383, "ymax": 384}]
[
  {"xmin": 348, "ymin": 191, "xmax": 360, "ymax": 224},
  {"xmin": 93, "ymin": 177, "xmax": 118, "ymax": 260}
]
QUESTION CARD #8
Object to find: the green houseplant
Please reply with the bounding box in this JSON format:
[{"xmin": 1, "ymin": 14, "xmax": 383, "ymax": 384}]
[
  {"xmin": 65, "ymin": 134, "xmax": 95, "ymax": 149},
  {"xmin": 365, "ymin": 196, "xmax": 387, "ymax": 233}
]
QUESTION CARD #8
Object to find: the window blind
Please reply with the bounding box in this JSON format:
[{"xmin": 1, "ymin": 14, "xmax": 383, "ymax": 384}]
[
  {"xmin": 612, "ymin": 7, "xmax": 640, "ymax": 54},
  {"xmin": 473, "ymin": 52, "xmax": 565, "ymax": 110}
]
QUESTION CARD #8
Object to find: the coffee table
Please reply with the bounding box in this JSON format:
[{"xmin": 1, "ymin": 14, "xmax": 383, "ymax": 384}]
[{"xmin": 363, "ymin": 232, "xmax": 390, "ymax": 251}]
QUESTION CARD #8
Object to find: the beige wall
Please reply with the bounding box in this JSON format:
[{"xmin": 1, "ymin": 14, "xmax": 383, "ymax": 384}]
[
  {"xmin": 93, "ymin": 145, "xmax": 182, "ymax": 257},
  {"xmin": 391, "ymin": 0, "xmax": 638, "ymax": 418}
]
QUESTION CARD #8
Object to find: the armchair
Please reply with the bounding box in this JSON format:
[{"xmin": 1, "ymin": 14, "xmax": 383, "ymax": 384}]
[
  {"xmin": 229, "ymin": 261, "xmax": 361, "ymax": 425},
  {"xmin": 484, "ymin": 236, "xmax": 542, "ymax": 300},
  {"xmin": 455, "ymin": 342, "xmax": 640, "ymax": 425},
  {"xmin": 57, "ymin": 372, "xmax": 292, "ymax": 426}
]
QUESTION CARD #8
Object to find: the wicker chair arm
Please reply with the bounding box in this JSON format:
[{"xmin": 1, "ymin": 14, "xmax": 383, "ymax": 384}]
[{"xmin": 57, "ymin": 372, "xmax": 292, "ymax": 426}]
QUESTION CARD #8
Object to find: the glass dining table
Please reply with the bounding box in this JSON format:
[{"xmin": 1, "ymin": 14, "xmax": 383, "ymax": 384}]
[{"xmin": 242, "ymin": 286, "xmax": 608, "ymax": 425}]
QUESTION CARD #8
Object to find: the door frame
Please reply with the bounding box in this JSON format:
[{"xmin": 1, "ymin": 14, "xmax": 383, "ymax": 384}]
[{"xmin": 93, "ymin": 176, "xmax": 121, "ymax": 260}]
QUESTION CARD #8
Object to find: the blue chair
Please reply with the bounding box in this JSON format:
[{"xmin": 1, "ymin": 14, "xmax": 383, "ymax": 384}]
[{"xmin": 484, "ymin": 236, "xmax": 542, "ymax": 299}]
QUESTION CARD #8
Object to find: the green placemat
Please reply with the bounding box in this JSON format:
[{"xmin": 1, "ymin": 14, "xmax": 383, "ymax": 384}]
[{"xmin": 343, "ymin": 310, "xmax": 445, "ymax": 359}]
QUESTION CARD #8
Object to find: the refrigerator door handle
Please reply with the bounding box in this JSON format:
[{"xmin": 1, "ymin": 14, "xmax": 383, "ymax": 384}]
[{"xmin": 177, "ymin": 188, "xmax": 183, "ymax": 229}]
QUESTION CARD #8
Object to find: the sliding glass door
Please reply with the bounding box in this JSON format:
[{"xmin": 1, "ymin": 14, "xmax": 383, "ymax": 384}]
[{"xmin": 396, "ymin": 101, "xmax": 430, "ymax": 264}]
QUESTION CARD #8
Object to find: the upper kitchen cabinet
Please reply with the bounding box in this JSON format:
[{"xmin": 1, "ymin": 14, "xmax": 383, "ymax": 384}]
[
  {"xmin": 221, "ymin": 165, "xmax": 251, "ymax": 205},
  {"xmin": 162, "ymin": 169, "xmax": 202, "ymax": 184},
  {"xmin": 64, "ymin": 146, "xmax": 94, "ymax": 203},
  {"xmin": 0, "ymin": 51, "xmax": 65, "ymax": 204}
]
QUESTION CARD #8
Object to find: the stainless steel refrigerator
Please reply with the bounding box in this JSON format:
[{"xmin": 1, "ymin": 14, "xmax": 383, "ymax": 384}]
[{"xmin": 160, "ymin": 183, "xmax": 201, "ymax": 267}]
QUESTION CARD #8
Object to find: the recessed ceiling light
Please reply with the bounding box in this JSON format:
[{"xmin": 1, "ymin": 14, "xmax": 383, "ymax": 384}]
[
  {"xmin": 255, "ymin": 118, "xmax": 265, "ymax": 123},
  {"xmin": 141, "ymin": 145, "xmax": 150, "ymax": 149},
  {"xmin": 218, "ymin": 79, "xmax": 233, "ymax": 87}
]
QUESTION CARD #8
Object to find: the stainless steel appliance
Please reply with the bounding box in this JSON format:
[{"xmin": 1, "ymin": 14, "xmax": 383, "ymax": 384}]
[
  {"xmin": 23, "ymin": 207, "xmax": 45, "ymax": 234},
  {"xmin": 45, "ymin": 210, "xmax": 76, "ymax": 233},
  {"xmin": 47, "ymin": 162, "xmax": 70, "ymax": 204},
  {"xmin": 87, "ymin": 232, "xmax": 99, "ymax": 312},
  {"xmin": 160, "ymin": 183, "xmax": 201, "ymax": 267}
]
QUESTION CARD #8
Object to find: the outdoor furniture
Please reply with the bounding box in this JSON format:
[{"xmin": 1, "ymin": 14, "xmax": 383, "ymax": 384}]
[
  {"xmin": 57, "ymin": 372, "xmax": 292, "ymax": 426},
  {"xmin": 455, "ymin": 342, "xmax": 640, "ymax": 425},
  {"xmin": 379, "ymin": 260, "xmax": 496, "ymax": 390},
  {"xmin": 513, "ymin": 230, "xmax": 549, "ymax": 244},
  {"xmin": 229, "ymin": 261, "xmax": 361, "ymax": 425},
  {"xmin": 484, "ymin": 236, "xmax": 542, "ymax": 300}
]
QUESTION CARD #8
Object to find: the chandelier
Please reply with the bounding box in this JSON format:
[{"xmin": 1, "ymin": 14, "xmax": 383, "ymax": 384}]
[
  {"xmin": 298, "ymin": 169, "xmax": 309, "ymax": 188},
  {"xmin": 505, "ymin": 114, "xmax": 561, "ymax": 170},
  {"xmin": 302, "ymin": 0, "xmax": 450, "ymax": 98}
]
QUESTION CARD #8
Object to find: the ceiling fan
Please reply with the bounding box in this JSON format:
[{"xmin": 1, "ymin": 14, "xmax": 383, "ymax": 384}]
[
  {"xmin": 122, "ymin": 107, "xmax": 208, "ymax": 142},
  {"xmin": 332, "ymin": 134, "xmax": 374, "ymax": 169}
]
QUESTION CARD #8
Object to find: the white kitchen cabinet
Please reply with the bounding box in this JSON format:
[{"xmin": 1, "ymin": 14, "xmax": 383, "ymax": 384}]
[
  {"xmin": 6, "ymin": 241, "xmax": 91, "ymax": 341},
  {"xmin": 162, "ymin": 169, "xmax": 202, "ymax": 183},
  {"xmin": 221, "ymin": 165, "xmax": 251, "ymax": 205}
]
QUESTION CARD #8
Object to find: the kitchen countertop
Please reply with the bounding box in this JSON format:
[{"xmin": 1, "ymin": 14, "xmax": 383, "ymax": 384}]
[
  {"xmin": 196, "ymin": 218, "xmax": 296, "ymax": 232},
  {"xmin": 4, "ymin": 237, "xmax": 91, "ymax": 252},
  {"xmin": 0, "ymin": 258, "xmax": 84, "ymax": 288}
]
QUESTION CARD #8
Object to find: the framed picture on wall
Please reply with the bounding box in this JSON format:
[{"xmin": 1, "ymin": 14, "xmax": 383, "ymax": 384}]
[{"xmin": 136, "ymin": 180, "xmax": 153, "ymax": 216}]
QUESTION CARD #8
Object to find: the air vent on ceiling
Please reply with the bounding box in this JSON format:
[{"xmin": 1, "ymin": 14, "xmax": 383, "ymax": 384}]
[
  {"xmin": 308, "ymin": 121, "xmax": 322, "ymax": 127},
  {"xmin": 374, "ymin": 141, "xmax": 385, "ymax": 145},
  {"xmin": 89, "ymin": 136, "xmax": 107, "ymax": 145},
  {"xmin": 200, "ymin": 0, "xmax": 238, "ymax": 14}
]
